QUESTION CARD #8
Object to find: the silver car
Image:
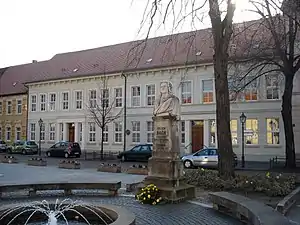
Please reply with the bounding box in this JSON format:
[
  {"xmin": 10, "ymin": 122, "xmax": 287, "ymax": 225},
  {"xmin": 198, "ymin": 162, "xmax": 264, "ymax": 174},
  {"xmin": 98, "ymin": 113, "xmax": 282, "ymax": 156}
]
[
  {"xmin": 181, "ymin": 148, "xmax": 238, "ymax": 168},
  {"xmin": 0, "ymin": 140, "xmax": 8, "ymax": 152}
]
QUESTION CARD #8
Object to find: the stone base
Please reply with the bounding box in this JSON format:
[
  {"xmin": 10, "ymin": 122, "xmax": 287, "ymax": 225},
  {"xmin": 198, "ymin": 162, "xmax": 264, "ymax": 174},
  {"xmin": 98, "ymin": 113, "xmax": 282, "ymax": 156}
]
[
  {"xmin": 127, "ymin": 168, "xmax": 148, "ymax": 175},
  {"xmin": 144, "ymin": 176, "xmax": 195, "ymax": 203},
  {"xmin": 148, "ymin": 157, "xmax": 183, "ymax": 179}
]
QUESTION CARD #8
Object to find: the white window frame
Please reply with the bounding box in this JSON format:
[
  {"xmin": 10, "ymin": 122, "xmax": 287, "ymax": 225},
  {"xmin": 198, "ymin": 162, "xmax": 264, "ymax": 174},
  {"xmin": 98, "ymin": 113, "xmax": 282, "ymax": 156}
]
[
  {"xmin": 181, "ymin": 121, "xmax": 185, "ymax": 145},
  {"xmin": 114, "ymin": 122, "xmax": 123, "ymax": 143},
  {"xmin": 266, "ymin": 74, "xmax": 280, "ymax": 100},
  {"xmin": 181, "ymin": 81, "xmax": 192, "ymax": 104},
  {"xmin": 114, "ymin": 87, "xmax": 123, "ymax": 108},
  {"xmin": 40, "ymin": 94, "xmax": 46, "ymax": 112},
  {"xmin": 243, "ymin": 76, "xmax": 259, "ymax": 101},
  {"xmin": 230, "ymin": 119, "xmax": 238, "ymax": 145},
  {"xmin": 132, "ymin": 121, "xmax": 141, "ymax": 144},
  {"xmin": 49, "ymin": 123, "xmax": 56, "ymax": 141},
  {"xmin": 30, "ymin": 95, "xmax": 37, "ymax": 112},
  {"xmin": 202, "ymin": 79, "xmax": 214, "ymax": 103},
  {"xmin": 103, "ymin": 125, "xmax": 108, "ymax": 143},
  {"xmin": 74, "ymin": 90, "xmax": 83, "ymax": 110},
  {"xmin": 266, "ymin": 118, "xmax": 280, "ymax": 145},
  {"xmin": 49, "ymin": 93, "xmax": 56, "ymax": 111},
  {"xmin": 16, "ymin": 99, "xmax": 22, "ymax": 114},
  {"xmin": 88, "ymin": 122, "xmax": 96, "ymax": 143},
  {"xmin": 59, "ymin": 123, "xmax": 63, "ymax": 141},
  {"xmin": 40, "ymin": 123, "xmax": 45, "ymax": 141},
  {"xmin": 245, "ymin": 118, "xmax": 259, "ymax": 145},
  {"xmin": 62, "ymin": 92, "xmax": 69, "ymax": 110},
  {"xmin": 30, "ymin": 123, "xmax": 36, "ymax": 141},
  {"xmin": 79, "ymin": 123, "xmax": 82, "ymax": 142},
  {"xmin": 146, "ymin": 121, "xmax": 154, "ymax": 143},
  {"xmin": 89, "ymin": 89, "xmax": 97, "ymax": 108},
  {"xmin": 209, "ymin": 120, "xmax": 216, "ymax": 147},
  {"xmin": 15, "ymin": 126, "xmax": 21, "ymax": 141},
  {"xmin": 101, "ymin": 88, "xmax": 109, "ymax": 108},
  {"xmin": 0, "ymin": 101, "xmax": 2, "ymax": 115},
  {"xmin": 6, "ymin": 100, "xmax": 12, "ymax": 115},
  {"xmin": 6, "ymin": 126, "xmax": 11, "ymax": 142},
  {"xmin": 146, "ymin": 84, "xmax": 156, "ymax": 106},
  {"xmin": 131, "ymin": 85, "xmax": 141, "ymax": 107}
]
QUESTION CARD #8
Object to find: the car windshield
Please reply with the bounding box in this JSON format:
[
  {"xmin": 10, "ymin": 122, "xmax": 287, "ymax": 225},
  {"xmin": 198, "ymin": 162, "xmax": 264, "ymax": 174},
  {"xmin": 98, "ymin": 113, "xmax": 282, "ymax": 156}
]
[{"xmin": 26, "ymin": 141, "xmax": 37, "ymax": 146}]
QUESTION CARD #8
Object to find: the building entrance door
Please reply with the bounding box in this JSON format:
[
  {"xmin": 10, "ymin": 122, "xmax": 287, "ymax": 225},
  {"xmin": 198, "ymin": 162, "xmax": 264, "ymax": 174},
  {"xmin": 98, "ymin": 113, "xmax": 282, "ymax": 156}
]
[
  {"xmin": 68, "ymin": 123, "xmax": 75, "ymax": 142},
  {"xmin": 192, "ymin": 121, "xmax": 204, "ymax": 153}
]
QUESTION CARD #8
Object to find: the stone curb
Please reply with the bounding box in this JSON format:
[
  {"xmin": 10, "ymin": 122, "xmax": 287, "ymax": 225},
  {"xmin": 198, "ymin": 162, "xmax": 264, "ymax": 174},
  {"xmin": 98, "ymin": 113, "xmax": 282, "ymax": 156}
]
[{"xmin": 276, "ymin": 186, "xmax": 300, "ymax": 215}]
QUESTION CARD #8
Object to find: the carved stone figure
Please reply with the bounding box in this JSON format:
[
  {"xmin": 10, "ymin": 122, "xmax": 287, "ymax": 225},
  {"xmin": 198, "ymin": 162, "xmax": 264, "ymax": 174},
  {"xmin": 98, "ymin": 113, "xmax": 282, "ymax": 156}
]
[{"xmin": 153, "ymin": 81, "xmax": 180, "ymax": 119}]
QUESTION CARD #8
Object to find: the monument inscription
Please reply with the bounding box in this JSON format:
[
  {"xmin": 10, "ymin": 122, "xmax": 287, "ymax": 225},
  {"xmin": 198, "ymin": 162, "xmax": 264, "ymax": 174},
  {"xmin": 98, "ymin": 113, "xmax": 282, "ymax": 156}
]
[{"xmin": 155, "ymin": 126, "xmax": 169, "ymax": 151}]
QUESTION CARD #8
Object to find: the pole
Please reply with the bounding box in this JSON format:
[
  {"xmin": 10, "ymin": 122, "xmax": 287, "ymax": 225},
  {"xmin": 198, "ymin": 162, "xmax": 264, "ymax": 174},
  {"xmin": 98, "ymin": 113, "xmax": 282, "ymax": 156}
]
[
  {"xmin": 241, "ymin": 122, "xmax": 245, "ymax": 168},
  {"xmin": 122, "ymin": 74, "xmax": 127, "ymax": 152},
  {"xmin": 39, "ymin": 125, "xmax": 42, "ymax": 156}
]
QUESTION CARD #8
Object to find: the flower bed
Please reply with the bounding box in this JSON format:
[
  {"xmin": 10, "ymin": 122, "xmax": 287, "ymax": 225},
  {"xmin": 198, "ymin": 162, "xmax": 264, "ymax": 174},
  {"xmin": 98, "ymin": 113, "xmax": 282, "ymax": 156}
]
[
  {"xmin": 97, "ymin": 163, "xmax": 121, "ymax": 173},
  {"xmin": 127, "ymin": 165, "xmax": 148, "ymax": 175},
  {"xmin": 28, "ymin": 157, "xmax": 47, "ymax": 166},
  {"xmin": 58, "ymin": 160, "xmax": 81, "ymax": 169},
  {"xmin": 135, "ymin": 184, "xmax": 163, "ymax": 205},
  {"xmin": 1, "ymin": 155, "xmax": 18, "ymax": 164},
  {"xmin": 183, "ymin": 168, "xmax": 296, "ymax": 197}
]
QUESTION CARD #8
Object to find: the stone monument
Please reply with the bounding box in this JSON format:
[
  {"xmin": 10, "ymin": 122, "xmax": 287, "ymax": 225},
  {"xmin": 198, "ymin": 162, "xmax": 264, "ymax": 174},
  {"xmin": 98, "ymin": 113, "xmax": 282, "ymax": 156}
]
[{"xmin": 144, "ymin": 81, "xmax": 195, "ymax": 202}]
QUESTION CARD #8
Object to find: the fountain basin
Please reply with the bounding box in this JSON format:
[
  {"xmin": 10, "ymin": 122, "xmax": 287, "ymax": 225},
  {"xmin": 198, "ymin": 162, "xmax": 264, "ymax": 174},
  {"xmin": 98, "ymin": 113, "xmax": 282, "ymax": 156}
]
[{"xmin": 0, "ymin": 201, "xmax": 136, "ymax": 225}]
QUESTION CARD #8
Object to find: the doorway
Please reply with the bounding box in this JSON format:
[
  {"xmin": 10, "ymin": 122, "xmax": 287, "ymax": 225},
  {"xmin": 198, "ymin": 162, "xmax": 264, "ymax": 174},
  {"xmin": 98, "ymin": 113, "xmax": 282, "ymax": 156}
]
[
  {"xmin": 192, "ymin": 120, "xmax": 204, "ymax": 153},
  {"xmin": 68, "ymin": 123, "xmax": 75, "ymax": 142}
]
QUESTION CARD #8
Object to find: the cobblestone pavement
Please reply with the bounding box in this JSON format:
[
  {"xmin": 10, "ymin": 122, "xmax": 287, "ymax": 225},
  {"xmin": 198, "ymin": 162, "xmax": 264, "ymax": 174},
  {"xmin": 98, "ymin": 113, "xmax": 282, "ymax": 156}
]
[{"xmin": 0, "ymin": 196, "xmax": 242, "ymax": 225}]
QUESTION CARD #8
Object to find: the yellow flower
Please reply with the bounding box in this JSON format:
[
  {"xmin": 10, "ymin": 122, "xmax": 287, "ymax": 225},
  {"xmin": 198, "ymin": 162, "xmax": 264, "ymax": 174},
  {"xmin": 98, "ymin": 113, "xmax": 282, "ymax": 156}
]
[
  {"xmin": 152, "ymin": 201, "xmax": 156, "ymax": 205},
  {"xmin": 156, "ymin": 199, "xmax": 160, "ymax": 202},
  {"xmin": 148, "ymin": 195, "xmax": 151, "ymax": 198},
  {"xmin": 143, "ymin": 197, "xmax": 146, "ymax": 200}
]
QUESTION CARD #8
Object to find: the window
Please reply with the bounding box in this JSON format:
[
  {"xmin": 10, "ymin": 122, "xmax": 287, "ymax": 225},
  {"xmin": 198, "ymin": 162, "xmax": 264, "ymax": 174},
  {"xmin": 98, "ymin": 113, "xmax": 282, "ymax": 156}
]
[
  {"xmin": 146, "ymin": 84, "xmax": 155, "ymax": 106},
  {"xmin": 244, "ymin": 77, "xmax": 258, "ymax": 101},
  {"xmin": 114, "ymin": 122, "xmax": 122, "ymax": 143},
  {"xmin": 131, "ymin": 86, "xmax": 141, "ymax": 107},
  {"xmin": 266, "ymin": 118, "xmax": 280, "ymax": 144},
  {"xmin": 230, "ymin": 119, "xmax": 238, "ymax": 145},
  {"xmin": 181, "ymin": 121, "xmax": 185, "ymax": 144},
  {"xmin": 6, "ymin": 101, "xmax": 12, "ymax": 115},
  {"xmin": 203, "ymin": 80, "xmax": 214, "ymax": 103},
  {"xmin": 209, "ymin": 120, "xmax": 216, "ymax": 146},
  {"xmin": 15, "ymin": 127, "xmax": 21, "ymax": 141},
  {"xmin": 245, "ymin": 119, "xmax": 258, "ymax": 144},
  {"xmin": 17, "ymin": 100, "xmax": 22, "ymax": 114},
  {"xmin": 59, "ymin": 123, "xmax": 63, "ymax": 141},
  {"xmin": 49, "ymin": 123, "xmax": 56, "ymax": 141},
  {"xmin": 49, "ymin": 93, "xmax": 56, "ymax": 111},
  {"xmin": 146, "ymin": 121, "xmax": 154, "ymax": 143},
  {"xmin": 88, "ymin": 122, "xmax": 96, "ymax": 142},
  {"xmin": 266, "ymin": 75, "xmax": 280, "ymax": 100},
  {"xmin": 40, "ymin": 94, "xmax": 46, "ymax": 112},
  {"xmin": 40, "ymin": 123, "xmax": 45, "ymax": 141},
  {"xmin": 30, "ymin": 123, "xmax": 36, "ymax": 141},
  {"xmin": 181, "ymin": 81, "xmax": 192, "ymax": 104},
  {"xmin": 0, "ymin": 101, "xmax": 2, "ymax": 114},
  {"xmin": 89, "ymin": 90, "xmax": 97, "ymax": 108},
  {"xmin": 79, "ymin": 123, "xmax": 82, "ymax": 142},
  {"xmin": 114, "ymin": 88, "xmax": 123, "ymax": 108},
  {"xmin": 103, "ymin": 125, "xmax": 108, "ymax": 143},
  {"xmin": 101, "ymin": 89, "xmax": 109, "ymax": 108},
  {"xmin": 6, "ymin": 127, "xmax": 11, "ymax": 141},
  {"xmin": 132, "ymin": 121, "xmax": 140, "ymax": 143},
  {"xmin": 75, "ymin": 91, "xmax": 83, "ymax": 109},
  {"xmin": 30, "ymin": 95, "xmax": 37, "ymax": 112},
  {"xmin": 62, "ymin": 92, "xmax": 69, "ymax": 110}
]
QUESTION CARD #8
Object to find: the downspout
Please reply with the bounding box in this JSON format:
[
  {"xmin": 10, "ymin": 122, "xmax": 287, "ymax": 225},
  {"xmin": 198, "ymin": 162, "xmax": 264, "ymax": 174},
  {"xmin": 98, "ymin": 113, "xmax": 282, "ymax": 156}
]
[{"xmin": 121, "ymin": 73, "xmax": 127, "ymax": 152}]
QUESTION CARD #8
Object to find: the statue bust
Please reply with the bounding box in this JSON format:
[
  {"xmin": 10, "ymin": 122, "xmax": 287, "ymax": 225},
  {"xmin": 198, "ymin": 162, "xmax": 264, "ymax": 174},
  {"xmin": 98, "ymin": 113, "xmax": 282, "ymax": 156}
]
[{"xmin": 153, "ymin": 81, "xmax": 180, "ymax": 119}]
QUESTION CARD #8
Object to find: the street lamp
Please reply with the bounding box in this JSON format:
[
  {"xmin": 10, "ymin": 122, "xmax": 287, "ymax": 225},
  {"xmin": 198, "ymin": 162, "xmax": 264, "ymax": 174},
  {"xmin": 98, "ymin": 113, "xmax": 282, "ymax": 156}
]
[
  {"xmin": 240, "ymin": 112, "xmax": 247, "ymax": 168},
  {"xmin": 38, "ymin": 118, "xmax": 43, "ymax": 156}
]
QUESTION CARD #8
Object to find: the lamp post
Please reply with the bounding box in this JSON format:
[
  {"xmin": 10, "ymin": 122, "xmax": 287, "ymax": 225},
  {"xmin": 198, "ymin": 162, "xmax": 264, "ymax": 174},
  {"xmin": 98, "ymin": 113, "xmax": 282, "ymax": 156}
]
[
  {"xmin": 121, "ymin": 73, "xmax": 127, "ymax": 152},
  {"xmin": 38, "ymin": 118, "xmax": 43, "ymax": 156},
  {"xmin": 240, "ymin": 112, "xmax": 247, "ymax": 168}
]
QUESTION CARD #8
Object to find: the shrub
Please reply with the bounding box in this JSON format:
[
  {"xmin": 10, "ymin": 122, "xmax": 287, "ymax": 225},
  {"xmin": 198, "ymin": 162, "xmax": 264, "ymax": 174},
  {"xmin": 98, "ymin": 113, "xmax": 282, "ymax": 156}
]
[
  {"xmin": 183, "ymin": 168, "xmax": 296, "ymax": 197},
  {"xmin": 135, "ymin": 184, "xmax": 163, "ymax": 205}
]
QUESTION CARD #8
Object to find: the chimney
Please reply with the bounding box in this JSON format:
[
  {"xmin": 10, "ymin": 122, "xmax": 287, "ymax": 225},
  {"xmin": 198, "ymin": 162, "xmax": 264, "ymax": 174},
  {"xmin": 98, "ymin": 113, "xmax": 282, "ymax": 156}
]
[{"xmin": 32, "ymin": 60, "xmax": 38, "ymax": 63}]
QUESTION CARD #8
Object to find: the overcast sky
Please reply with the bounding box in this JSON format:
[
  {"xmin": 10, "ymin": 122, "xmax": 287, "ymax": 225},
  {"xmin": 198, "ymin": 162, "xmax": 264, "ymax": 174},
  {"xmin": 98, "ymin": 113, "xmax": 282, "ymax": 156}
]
[{"xmin": 0, "ymin": 0, "xmax": 258, "ymax": 67}]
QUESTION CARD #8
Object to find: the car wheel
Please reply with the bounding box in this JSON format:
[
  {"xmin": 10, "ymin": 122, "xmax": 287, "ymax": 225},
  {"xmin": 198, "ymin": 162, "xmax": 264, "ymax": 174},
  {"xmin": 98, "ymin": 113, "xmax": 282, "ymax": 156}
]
[
  {"xmin": 184, "ymin": 160, "xmax": 193, "ymax": 168},
  {"xmin": 8, "ymin": 149, "xmax": 12, "ymax": 154},
  {"xmin": 75, "ymin": 155, "xmax": 80, "ymax": 158},
  {"xmin": 121, "ymin": 155, "xmax": 126, "ymax": 162},
  {"xmin": 64, "ymin": 153, "xmax": 69, "ymax": 158},
  {"xmin": 46, "ymin": 152, "xmax": 51, "ymax": 157},
  {"xmin": 22, "ymin": 149, "xmax": 26, "ymax": 155}
]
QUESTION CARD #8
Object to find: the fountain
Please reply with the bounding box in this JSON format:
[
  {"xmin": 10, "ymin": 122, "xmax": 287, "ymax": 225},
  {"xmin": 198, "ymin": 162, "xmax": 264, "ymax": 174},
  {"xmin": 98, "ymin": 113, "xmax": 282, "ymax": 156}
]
[{"xmin": 0, "ymin": 198, "xmax": 135, "ymax": 225}]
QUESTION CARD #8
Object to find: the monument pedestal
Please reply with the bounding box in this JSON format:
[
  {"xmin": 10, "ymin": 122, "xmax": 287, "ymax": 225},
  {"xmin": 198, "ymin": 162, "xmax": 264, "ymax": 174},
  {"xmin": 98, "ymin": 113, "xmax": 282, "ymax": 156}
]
[{"xmin": 145, "ymin": 115, "xmax": 195, "ymax": 203}]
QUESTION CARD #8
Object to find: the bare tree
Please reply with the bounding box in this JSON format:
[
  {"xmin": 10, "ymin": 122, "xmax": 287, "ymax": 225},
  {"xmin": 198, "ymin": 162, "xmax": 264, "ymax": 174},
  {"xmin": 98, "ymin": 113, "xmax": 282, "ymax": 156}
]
[
  {"xmin": 136, "ymin": 0, "xmax": 237, "ymax": 178},
  {"xmin": 87, "ymin": 78, "xmax": 123, "ymax": 160},
  {"xmin": 228, "ymin": 0, "xmax": 300, "ymax": 168}
]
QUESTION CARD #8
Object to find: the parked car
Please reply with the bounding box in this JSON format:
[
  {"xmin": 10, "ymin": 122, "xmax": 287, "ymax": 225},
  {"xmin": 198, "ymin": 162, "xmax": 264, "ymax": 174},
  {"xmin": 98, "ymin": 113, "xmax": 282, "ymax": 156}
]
[
  {"xmin": 46, "ymin": 141, "xmax": 81, "ymax": 158},
  {"xmin": 0, "ymin": 140, "xmax": 8, "ymax": 152},
  {"xmin": 181, "ymin": 148, "xmax": 238, "ymax": 168},
  {"xmin": 7, "ymin": 141, "xmax": 38, "ymax": 155},
  {"xmin": 117, "ymin": 144, "xmax": 153, "ymax": 162}
]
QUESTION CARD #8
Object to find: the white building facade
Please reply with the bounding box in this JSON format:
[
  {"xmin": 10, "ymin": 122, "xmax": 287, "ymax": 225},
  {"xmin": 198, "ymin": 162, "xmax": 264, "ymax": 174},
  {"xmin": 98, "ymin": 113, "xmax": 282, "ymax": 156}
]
[{"xmin": 26, "ymin": 63, "xmax": 296, "ymax": 161}]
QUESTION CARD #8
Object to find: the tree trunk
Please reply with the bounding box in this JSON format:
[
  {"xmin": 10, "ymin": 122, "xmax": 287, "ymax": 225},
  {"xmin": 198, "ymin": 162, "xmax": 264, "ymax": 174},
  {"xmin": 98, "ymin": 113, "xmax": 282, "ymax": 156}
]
[
  {"xmin": 214, "ymin": 51, "xmax": 235, "ymax": 179},
  {"xmin": 100, "ymin": 127, "xmax": 104, "ymax": 161},
  {"xmin": 281, "ymin": 74, "xmax": 296, "ymax": 168}
]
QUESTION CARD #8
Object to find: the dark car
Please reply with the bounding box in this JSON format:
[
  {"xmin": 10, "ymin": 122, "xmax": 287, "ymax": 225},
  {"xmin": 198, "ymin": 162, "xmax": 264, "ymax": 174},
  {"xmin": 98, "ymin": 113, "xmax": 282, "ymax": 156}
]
[
  {"xmin": 7, "ymin": 141, "xmax": 38, "ymax": 155},
  {"xmin": 46, "ymin": 141, "xmax": 81, "ymax": 158},
  {"xmin": 117, "ymin": 144, "xmax": 153, "ymax": 162},
  {"xmin": 0, "ymin": 140, "xmax": 8, "ymax": 152}
]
